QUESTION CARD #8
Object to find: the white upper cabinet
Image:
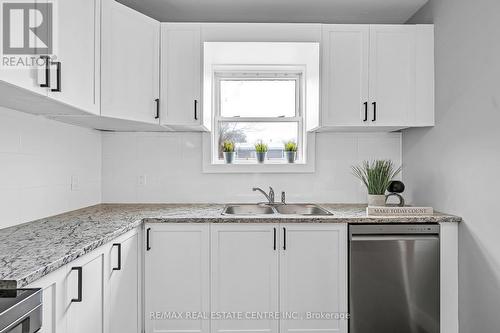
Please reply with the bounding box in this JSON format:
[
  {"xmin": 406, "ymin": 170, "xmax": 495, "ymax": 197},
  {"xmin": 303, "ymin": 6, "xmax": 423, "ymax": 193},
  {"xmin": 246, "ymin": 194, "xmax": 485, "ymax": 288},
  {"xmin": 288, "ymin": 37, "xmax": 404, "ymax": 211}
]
[
  {"xmin": 322, "ymin": 25, "xmax": 370, "ymax": 127},
  {"xmin": 47, "ymin": 0, "xmax": 101, "ymax": 114},
  {"xmin": 321, "ymin": 24, "xmax": 434, "ymax": 130},
  {"xmin": 0, "ymin": 0, "xmax": 101, "ymax": 116},
  {"xmin": 211, "ymin": 224, "xmax": 279, "ymax": 333},
  {"xmin": 101, "ymin": 0, "xmax": 160, "ymax": 124},
  {"xmin": 368, "ymin": 25, "xmax": 416, "ymax": 126},
  {"xmin": 161, "ymin": 23, "xmax": 204, "ymax": 130},
  {"xmin": 0, "ymin": 0, "xmax": 48, "ymax": 96}
]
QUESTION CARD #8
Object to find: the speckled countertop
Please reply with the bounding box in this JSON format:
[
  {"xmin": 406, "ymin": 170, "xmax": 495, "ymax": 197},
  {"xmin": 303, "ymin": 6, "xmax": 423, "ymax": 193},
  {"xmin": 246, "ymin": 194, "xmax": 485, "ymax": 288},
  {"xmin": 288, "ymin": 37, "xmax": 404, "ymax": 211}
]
[{"xmin": 0, "ymin": 203, "xmax": 461, "ymax": 288}]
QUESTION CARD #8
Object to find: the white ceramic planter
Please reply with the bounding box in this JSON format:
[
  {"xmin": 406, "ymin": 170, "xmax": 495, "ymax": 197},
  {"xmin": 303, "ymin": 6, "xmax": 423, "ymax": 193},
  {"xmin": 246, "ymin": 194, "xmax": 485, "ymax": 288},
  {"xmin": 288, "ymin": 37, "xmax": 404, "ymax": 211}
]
[{"xmin": 368, "ymin": 194, "xmax": 386, "ymax": 207}]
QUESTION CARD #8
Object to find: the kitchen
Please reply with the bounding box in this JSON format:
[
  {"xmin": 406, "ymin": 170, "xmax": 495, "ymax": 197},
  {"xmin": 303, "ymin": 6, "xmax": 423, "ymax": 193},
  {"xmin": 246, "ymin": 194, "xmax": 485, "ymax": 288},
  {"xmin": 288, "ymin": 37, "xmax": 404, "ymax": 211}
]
[{"xmin": 0, "ymin": 0, "xmax": 498, "ymax": 333}]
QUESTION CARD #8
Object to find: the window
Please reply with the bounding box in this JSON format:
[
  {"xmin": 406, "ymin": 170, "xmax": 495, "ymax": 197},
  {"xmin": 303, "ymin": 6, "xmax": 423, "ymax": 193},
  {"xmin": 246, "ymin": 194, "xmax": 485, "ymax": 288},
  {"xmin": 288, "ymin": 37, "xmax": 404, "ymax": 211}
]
[{"xmin": 213, "ymin": 72, "xmax": 305, "ymax": 163}]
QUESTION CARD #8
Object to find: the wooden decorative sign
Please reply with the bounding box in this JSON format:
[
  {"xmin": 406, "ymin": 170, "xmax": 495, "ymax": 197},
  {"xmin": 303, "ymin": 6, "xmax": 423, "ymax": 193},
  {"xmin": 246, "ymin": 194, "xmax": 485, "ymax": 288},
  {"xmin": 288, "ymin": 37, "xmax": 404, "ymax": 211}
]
[{"xmin": 367, "ymin": 206, "xmax": 434, "ymax": 216}]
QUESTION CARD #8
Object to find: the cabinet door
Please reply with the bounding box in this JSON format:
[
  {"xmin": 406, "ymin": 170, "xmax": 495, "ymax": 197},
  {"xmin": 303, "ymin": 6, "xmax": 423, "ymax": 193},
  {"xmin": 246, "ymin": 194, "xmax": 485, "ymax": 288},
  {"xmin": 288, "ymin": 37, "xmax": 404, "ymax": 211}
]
[
  {"xmin": 145, "ymin": 224, "xmax": 210, "ymax": 333},
  {"xmin": 0, "ymin": 0, "xmax": 47, "ymax": 96},
  {"xmin": 322, "ymin": 25, "xmax": 369, "ymax": 126},
  {"xmin": 66, "ymin": 250, "xmax": 104, "ymax": 333},
  {"xmin": 368, "ymin": 25, "xmax": 416, "ymax": 126},
  {"xmin": 48, "ymin": 0, "xmax": 100, "ymax": 114},
  {"xmin": 26, "ymin": 266, "xmax": 68, "ymax": 333},
  {"xmin": 101, "ymin": 0, "xmax": 160, "ymax": 123},
  {"xmin": 161, "ymin": 24, "xmax": 201, "ymax": 126},
  {"xmin": 108, "ymin": 231, "xmax": 140, "ymax": 333},
  {"xmin": 280, "ymin": 224, "xmax": 348, "ymax": 333},
  {"xmin": 211, "ymin": 224, "xmax": 279, "ymax": 333}
]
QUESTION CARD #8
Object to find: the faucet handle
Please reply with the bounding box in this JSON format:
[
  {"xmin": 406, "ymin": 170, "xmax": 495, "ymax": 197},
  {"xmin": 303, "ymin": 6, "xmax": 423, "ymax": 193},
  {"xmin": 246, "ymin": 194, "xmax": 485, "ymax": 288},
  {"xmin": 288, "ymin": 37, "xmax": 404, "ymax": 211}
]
[{"xmin": 269, "ymin": 187, "xmax": 275, "ymax": 203}]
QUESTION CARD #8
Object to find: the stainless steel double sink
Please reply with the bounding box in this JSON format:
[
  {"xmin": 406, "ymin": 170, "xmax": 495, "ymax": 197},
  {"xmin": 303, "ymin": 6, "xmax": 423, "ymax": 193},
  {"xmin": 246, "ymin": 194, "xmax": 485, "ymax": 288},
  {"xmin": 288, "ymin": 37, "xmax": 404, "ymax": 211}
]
[{"xmin": 222, "ymin": 203, "xmax": 332, "ymax": 216}]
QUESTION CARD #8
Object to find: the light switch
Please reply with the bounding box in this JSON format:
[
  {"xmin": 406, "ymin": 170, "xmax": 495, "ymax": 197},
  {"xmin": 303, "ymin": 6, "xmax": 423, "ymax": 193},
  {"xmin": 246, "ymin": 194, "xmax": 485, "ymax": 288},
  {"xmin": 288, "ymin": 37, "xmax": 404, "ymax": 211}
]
[{"xmin": 138, "ymin": 175, "xmax": 147, "ymax": 186}]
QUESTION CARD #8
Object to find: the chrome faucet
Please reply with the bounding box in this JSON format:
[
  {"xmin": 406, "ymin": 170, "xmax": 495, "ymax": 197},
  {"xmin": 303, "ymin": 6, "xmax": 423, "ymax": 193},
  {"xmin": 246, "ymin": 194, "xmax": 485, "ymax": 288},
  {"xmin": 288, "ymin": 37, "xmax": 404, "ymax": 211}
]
[{"xmin": 253, "ymin": 187, "xmax": 275, "ymax": 204}]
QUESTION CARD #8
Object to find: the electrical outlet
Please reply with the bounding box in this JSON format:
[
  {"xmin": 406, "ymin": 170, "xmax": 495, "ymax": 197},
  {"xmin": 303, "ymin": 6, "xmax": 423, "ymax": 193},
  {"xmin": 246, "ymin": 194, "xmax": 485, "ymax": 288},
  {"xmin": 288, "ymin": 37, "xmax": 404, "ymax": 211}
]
[
  {"xmin": 70, "ymin": 175, "xmax": 80, "ymax": 191},
  {"xmin": 138, "ymin": 175, "xmax": 147, "ymax": 186}
]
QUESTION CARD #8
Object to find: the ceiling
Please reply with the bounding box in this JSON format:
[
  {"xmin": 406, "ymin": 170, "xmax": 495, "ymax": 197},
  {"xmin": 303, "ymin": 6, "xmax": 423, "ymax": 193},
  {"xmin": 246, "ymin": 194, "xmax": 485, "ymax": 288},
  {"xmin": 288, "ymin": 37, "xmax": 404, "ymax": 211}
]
[{"xmin": 117, "ymin": 0, "xmax": 429, "ymax": 24}]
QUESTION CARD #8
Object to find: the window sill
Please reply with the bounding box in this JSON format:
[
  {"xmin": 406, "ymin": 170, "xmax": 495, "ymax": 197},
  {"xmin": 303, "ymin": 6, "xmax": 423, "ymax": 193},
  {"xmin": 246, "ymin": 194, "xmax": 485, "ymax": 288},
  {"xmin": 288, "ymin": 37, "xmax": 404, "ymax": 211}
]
[{"xmin": 202, "ymin": 161, "xmax": 315, "ymax": 174}]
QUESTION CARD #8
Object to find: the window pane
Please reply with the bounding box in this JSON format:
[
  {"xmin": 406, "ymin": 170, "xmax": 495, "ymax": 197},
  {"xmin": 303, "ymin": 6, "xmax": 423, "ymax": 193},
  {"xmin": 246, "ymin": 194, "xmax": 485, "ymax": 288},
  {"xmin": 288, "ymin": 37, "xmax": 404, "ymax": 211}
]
[
  {"xmin": 218, "ymin": 122, "xmax": 298, "ymax": 160},
  {"xmin": 220, "ymin": 80, "xmax": 296, "ymax": 117}
]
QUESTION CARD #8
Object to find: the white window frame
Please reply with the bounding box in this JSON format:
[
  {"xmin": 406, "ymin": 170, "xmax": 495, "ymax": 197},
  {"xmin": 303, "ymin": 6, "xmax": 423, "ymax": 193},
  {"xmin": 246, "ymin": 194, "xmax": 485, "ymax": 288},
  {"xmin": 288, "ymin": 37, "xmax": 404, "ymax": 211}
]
[{"xmin": 212, "ymin": 70, "xmax": 306, "ymax": 164}]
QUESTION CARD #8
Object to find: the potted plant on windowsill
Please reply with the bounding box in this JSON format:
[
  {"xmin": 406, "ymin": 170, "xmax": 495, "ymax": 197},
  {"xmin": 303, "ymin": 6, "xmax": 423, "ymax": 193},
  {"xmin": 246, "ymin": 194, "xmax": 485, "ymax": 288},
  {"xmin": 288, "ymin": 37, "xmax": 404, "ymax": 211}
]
[
  {"xmin": 351, "ymin": 160, "xmax": 402, "ymax": 207},
  {"xmin": 284, "ymin": 141, "xmax": 298, "ymax": 163},
  {"xmin": 222, "ymin": 140, "xmax": 236, "ymax": 164},
  {"xmin": 255, "ymin": 141, "xmax": 268, "ymax": 164}
]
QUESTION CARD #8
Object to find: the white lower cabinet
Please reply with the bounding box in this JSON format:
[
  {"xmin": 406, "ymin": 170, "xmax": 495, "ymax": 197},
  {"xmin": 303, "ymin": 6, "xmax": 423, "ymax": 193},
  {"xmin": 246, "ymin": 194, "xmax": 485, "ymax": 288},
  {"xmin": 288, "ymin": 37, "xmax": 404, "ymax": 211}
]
[
  {"xmin": 211, "ymin": 224, "xmax": 279, "ymax": 333},
  {"xmin": 66, "ymin": 249, "xmax": 105, "ymax": 333},
  {"xmin": 26, "ymin": 227, "xmax": 141, "ymax": 333},
  {"xmin": 144, "ymin": 224, "xmax": 210, "ymax": 333},
  {"xmin": 107, "ymin": 229, "xmax": 141, "ymax": 333},
  {"xmin": 144, "ymin": 223, "xmax": 347, "ymax": 333},
  {"xmin": 280, "ymin": 224, "xmax": 348, "ymax": 333},
  {"xmin": 26, "ymin": 264, "xmax": 68, "ymax": 333}
]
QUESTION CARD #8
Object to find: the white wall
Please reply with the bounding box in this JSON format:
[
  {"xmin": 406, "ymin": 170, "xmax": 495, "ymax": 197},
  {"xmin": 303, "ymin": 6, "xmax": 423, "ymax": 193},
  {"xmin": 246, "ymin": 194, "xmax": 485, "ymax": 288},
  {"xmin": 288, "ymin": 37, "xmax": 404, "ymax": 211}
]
[
  {"xmin": 405, "ymin": 0, "xmax": 500, "ymax": 332},
  {"xmin": 0, "ymin": 107, "xmax": 102, "ymax": 229},
  {"xmin": 102, "ymin": 132, "xmax": 401, "ymax": 203}
]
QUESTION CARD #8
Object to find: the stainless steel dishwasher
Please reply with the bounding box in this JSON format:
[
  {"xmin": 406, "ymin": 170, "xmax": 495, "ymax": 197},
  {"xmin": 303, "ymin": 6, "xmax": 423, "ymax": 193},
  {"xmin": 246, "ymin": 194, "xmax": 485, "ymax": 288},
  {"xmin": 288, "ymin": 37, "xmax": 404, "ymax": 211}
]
[{"xmin": 349, "ymin": 224, "xmax": 440, "ymax": 333}]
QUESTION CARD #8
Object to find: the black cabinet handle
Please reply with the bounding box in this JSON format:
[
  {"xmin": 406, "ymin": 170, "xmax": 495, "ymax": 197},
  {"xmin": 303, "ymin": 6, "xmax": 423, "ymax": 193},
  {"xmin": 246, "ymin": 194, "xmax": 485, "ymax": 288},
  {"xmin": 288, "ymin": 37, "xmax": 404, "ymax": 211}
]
[
  {"xmin": 363, "ymin": 102, "xmax": 368, "ymax": 122},
  {"xmin": 273, "ymin": 228, "xmax": 277, "ymax": 251},
  {"xmin": 194, "ymin": 100, "xmax": 198, "ymax": 120},
  {"xmin": 155, "ymin": 98, "xmax": 160, "ymax": 119},
  {"xmin": 112, "ymin": 243, "xmax": 122, "ymax": 271},
  {"xmin": 146, "ymin": 228, "xmax": 151, "ymax": 251},
  {"xmin": 51, "ymin": 61, "xmax": 61, "ymax": 92},
  {"xmin": 71, "ymin": 267, "xmax": 83, "ymax": 303},
  {"xmin": 283, "ymin": 227, "xmax": 287, "ymax": 250},
  {"xmin": 39, "ymin": 56, "xmax": 50, "ymax": 88},
  {"xmin": 372, "ymin": 102, "xmax": 377, "ymax": 122}
]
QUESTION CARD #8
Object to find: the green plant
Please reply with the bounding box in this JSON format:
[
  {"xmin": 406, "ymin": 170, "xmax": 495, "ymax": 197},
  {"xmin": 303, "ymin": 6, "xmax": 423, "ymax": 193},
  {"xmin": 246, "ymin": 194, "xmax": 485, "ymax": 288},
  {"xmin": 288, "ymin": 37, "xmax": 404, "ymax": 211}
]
[
  {"xmin": 255, "ymin": 141, "xmax": 268, "ymax": 153},
  {"xmin": 284, "ymin": 141, "xmax": 298, "ymax": 152},
  {"xmin": 222, "ymin": 140, "xmax": 235, "ymax": 153},
  {"xmin": 351, "ymin": 160, "xmax": 402, "ymax": 195}
]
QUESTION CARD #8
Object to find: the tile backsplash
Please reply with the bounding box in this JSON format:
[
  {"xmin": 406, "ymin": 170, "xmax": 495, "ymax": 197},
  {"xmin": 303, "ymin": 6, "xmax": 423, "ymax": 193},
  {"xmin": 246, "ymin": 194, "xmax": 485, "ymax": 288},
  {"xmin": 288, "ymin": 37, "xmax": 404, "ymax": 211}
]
[
  {"xmin": 102, "ymin": 131, "xmax": 402, "ymax": 203},
  {"xmin": 0, "ymin": 107, "xmax": 102, "ymax": 229}
]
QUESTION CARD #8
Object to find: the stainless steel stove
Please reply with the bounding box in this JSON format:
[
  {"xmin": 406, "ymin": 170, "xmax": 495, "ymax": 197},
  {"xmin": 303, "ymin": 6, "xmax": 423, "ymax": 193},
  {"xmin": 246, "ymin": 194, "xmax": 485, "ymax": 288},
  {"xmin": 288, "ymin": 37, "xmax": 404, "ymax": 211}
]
[{"xmin": 0, "ymin": 289, "xmax": 42, "ymax": 333}]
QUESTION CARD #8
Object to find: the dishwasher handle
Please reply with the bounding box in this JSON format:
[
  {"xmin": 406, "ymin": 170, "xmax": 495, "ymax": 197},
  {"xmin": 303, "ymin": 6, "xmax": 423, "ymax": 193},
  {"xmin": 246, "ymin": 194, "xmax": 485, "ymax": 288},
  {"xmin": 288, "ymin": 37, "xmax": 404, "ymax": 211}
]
[{"xmin": 351, "ymin": 235, "xmax": 439, "ymax": 242}]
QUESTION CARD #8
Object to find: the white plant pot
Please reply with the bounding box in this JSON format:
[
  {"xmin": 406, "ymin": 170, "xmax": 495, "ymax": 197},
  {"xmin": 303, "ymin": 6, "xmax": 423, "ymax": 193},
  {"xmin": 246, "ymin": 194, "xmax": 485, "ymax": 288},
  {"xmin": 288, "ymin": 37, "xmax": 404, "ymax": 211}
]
[{"xmin": 368, "ymin": 194, "xmax": 386, "ymax": 207}]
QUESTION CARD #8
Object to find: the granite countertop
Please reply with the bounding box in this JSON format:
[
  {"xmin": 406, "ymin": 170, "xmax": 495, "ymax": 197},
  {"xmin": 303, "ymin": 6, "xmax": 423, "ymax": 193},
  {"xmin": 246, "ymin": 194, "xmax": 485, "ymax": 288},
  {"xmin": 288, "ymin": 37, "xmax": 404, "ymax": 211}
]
[{"xmin": 0, "ymin": 203, "xmax": 461, "ymax": 288}]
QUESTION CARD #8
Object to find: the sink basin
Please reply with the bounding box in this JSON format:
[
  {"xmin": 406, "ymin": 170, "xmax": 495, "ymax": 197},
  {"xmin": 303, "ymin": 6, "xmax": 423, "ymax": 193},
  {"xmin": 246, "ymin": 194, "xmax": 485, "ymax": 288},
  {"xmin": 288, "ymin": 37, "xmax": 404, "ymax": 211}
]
[
  {"xmin": 274, "ymin": 204, "xmax": 332, "ymax": 216},
  {"xmin": 223, "ymin": 204, "xmax": 275, "ymax": 215}
]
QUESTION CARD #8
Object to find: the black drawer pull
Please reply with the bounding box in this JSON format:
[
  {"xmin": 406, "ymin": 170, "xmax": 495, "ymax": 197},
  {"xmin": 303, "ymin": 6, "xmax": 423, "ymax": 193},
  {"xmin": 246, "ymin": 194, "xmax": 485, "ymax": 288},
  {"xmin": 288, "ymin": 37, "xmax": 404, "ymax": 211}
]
[
  {"xmin": 372, "ymin": 102, "xmax": 377, "ymax": 122},
  {"xmin": 155, "ymin": 98, "xmax": 160, "ymax": 119},
  {"xmin": 51, "ymin": 61, "xmax": 61, "ymax": 92},
  {"xmin": 363, "ymin": 102, "xmax": 368, "ymax": 122},
  {"xmin": 112, "ymin": 243, "xmax": 122, "ymax": 271},
  {"xmin": 71, "ymin": 267, "xmax": 83, "ymax": 303},
  {"xmin": 273, "ymin": 228, "xmax": 277, "ymax": 251},
  {"xmin": 39, "ymin": 56, "xmax": 50, "ymax": 88},
  {"xmin": 146, "ymin": 228, "xmax": 151, "ymax": 251},
  {"xmin": 283, "ymin": 227, "xmax": 287, "ymax": 250},
  {"xmin": 194, "ymin": 100, "xmax": 198, "ymax": 120}
]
